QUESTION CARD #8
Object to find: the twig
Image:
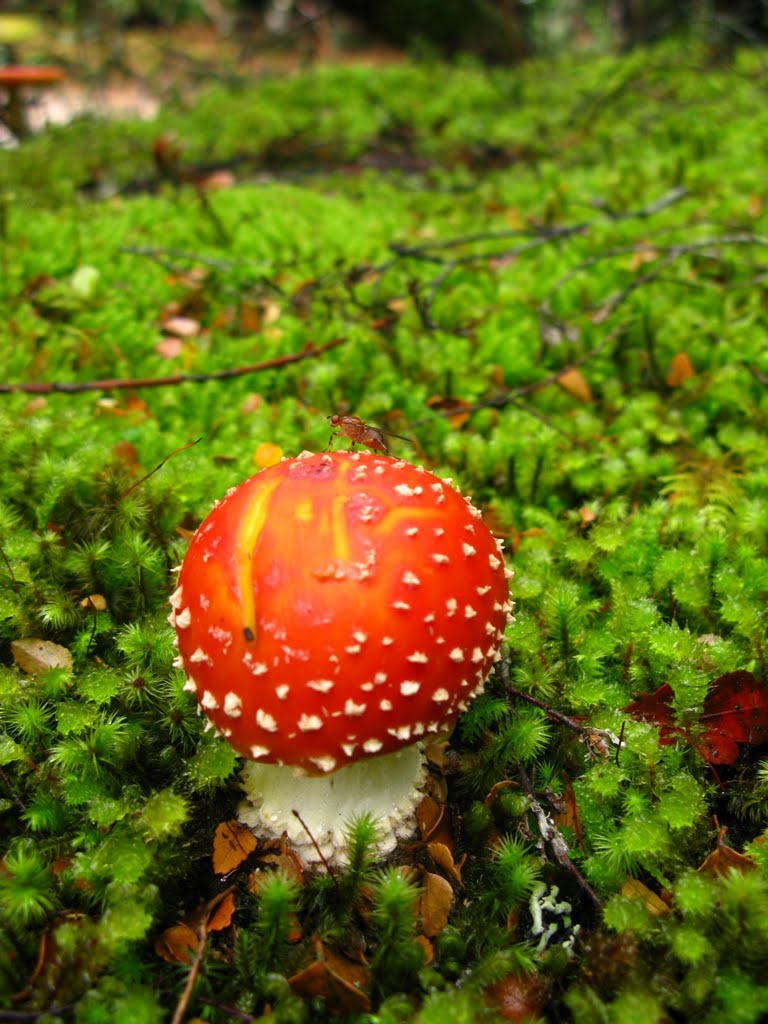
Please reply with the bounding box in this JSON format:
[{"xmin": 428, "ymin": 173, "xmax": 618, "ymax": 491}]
[
  {"xmin": 518, "ymin": 764, "xmax": 603, "ymax": 912},
  {"xmin": 0, "ymin": 543, "xmax": 19, "ymax": 593},
  {"xmin": 745, "ymin": 363, "xmax": 768, "ymax": 388},
  {"xmin": 0, "ymin": 338, "xmax": 346, "ymax": 396},
  {"xmin": 292, "ymin": 808, "xmax": 339, "ymax": 890},
  {"xmin": 170, "ymin": 923, "xmax": 209, "ymax": 1024},
  {"xmin": 120, "ymin": 438, "xmax": 202, "ymax": 501},
  {"xmin": 505, "ymin": 682, "xmax": 623, "ymax": 755},
  {"xmin": 169, "ymin": 885, "xmax": 235, "ymax": 1024}
]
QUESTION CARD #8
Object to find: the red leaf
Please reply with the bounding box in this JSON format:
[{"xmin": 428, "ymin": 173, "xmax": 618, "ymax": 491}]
[
  {"xmin": 623, "ymin": 684, "xmax": 677, "ymax": 743},
  {"xmin": 698, "ymin": 671, "xmax": 768, "ymax": 764},
  {"xmin": 624, "ymin": 671, "xmax": 768, "ymax": 765}
]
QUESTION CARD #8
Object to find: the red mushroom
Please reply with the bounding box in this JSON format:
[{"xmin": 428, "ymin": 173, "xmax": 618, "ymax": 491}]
[
  {"xmin": 171, "ymin": 450, "xmax": 512, "ymax": 862},
  {"xmin": 0, "ymin": 65, "xmax": 65, "ymax": 138}
]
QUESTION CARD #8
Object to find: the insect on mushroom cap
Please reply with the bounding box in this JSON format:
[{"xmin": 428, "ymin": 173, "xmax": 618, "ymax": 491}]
[{"xmin": 172, "ymin": 450, "xmax": 511, "ymax": 775}]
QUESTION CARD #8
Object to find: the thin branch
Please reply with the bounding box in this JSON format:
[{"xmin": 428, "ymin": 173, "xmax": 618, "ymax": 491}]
[
  {"xmin": 0, "ymin": 338, "xmax": 346, "ymax": 396},
  {"xmin": 518, "ymin": 764, "xmax": 603, "ymax": 912},
  {"xmin": 0, "ymin": 543, "xmax": 19, "ymax": 593},
  {"xmin": 170, "ymin": 924, "xmax": 209, "ymax": 1024},
  {"xmin": 120, "ymin": 438, "xmax": 202, "ymax": 501}
]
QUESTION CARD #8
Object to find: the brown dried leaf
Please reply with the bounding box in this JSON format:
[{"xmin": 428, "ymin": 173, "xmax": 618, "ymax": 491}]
[
  {"xmin": 155, "ymin": 923, "xmax": 198, "ymax": 964},
  {"xmin": 698, "ymin": 829, "xmax": 758, "ymax": 877},
  {"xmin": 289, "ymin": 947, "xmax": 371, "ymax": 1015},
  {"xmin": 620, "ymin": 878, "xmax": 671, "ymax": 916},
  {"xmin": 416, "ymin": 795, "xmax": 444, "ymax": 841},
  {"xmin": 557, "ymin": 367, "xmax": 593, "ymax": 403},
  {"xmin": 415, "ymin": 934, "xmax": 434, "ymax": 965},
  {"xmin": 259, "ymin": 835, "xmax": 307, "ymax": 884},
  {"xmin": 426, "ymin": 394, "xmax": 473, "ymax": 429},
  {"xmin": 427, "ymin": 841, "xmax": 464, "ymax": 887},
  {"xmin": 212, "ymin": 820, "xmax": 258, "ymax": 875},
  {"xmin": 207, "ymin": 891, "xmax": 236, "ymax": 932},
  {"xmin": 11, "ymin": 639, "xmax": 72, "ymax": 675},
  {"xmin": 487, "ymin": 971, "xmax": 553, "ymax": 1022},
  {"xmin": 666, "ymin": 352, "xmax": 695, "ymax": 387},
  {"xmin": 421, "ymin": 872, "xmax": 453, "ymax": 938}
]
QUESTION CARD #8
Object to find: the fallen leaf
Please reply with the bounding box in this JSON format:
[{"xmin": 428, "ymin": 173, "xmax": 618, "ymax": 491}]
[
  {"xmin": 698, "ymin": 826, "xmax": 758, "ymax": 877},
  {"xmin": 289, "ymin": 944, "xmax": 371, "ymax": 1015},
  {"xmin": 162, "ymin": 315, "xmax": 200, "ymax": 338},
  {"xmin": 487, "ymin": 971, "xmax": 553, "ymax": 1022},
  {"xmin": 426, "ymin": 394, "xmax": 473, "ymax": 429},
  {"xmin": 557, "ymin": 367, "xmax": 593, "ymax": 403},
  {"xmin": 155, "ymin": 337, "xmax": 185, "ymax": 359},
  {"xmin": 416, "ymin": 794, "xmax": 444, "ymax": 841},
  {"xmin": 666, "ymin": 352, "xmax": 695, "ymax": 387},
  {"xmin": 207, "ymin": 891, "xmax": 236, "ymax": 932},
  {"xmin": 212, "ymin": 820, "xmax": 258, "ymax": 875},
  {"xmin": 155, "ymin": 923, "xmax": 198, "ymax": 964},
  {"xmin": 253, "ymin": 443, "xmax": 283, "ymax": 469},
  {"xmin": 420, "ymin": 871, "xmax": 453, "ymax": 938},
  {"xmin": 113, "ymin": 440, "xmax": 142, "ymax": 475},
  {"xmin": 11, "ymin": 639, "xmax": 72, "ymax": 675},
  {"xmin": 620, "ymin": 878, "xmax": 670, "ymax": 916},
  {"xmin": 698, "ymin": 671, "xmax": 768, "ymax": 763},
  {"xmin": 625, "ymin": 671, "xmax": 768, "ymax": 765},
  {"xmin": 578, "ymin": 506, "xmax": 597, "ymax": 528},
  {"xmin": 427, "ymin": 841, "xmax": 464, "ymax": 887},
  {"xmin": 629, "ymin": 243, "xmax": 659, "ymax": 271}
]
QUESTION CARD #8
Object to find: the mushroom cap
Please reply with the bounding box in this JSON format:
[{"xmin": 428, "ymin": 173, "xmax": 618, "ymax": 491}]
[
  {"xmin": 172, "ymin": 450, "xmax": 511, "ymax": 775},
  {"xmin": 0, "ymin": 65, "xmax": 65, "ymax": 87}
]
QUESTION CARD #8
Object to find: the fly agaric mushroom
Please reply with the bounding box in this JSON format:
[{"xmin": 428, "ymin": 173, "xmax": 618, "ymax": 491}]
[{"xmin": 171, "ymin": 450, "xmax": 512, "ymax": 863}]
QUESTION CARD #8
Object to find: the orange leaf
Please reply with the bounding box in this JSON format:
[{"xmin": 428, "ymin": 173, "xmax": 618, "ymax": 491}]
[
  {"xmin": 666, "ymin": 352, "xmax": 695, "ymax": 387},
  {"xmin": 698, "ymin": 827, "xmax": 758, "ymax": 877},
  {"xmin": 155, "ymin": 923, "xmax": 198, "ymax": 964},
  {"xmin": 212, "ymin": 820, "xmax": 258, "ymax": 875},
  {"xmin": 421, "ymin": 872, "xmax": 453, "ymax": 938},
  {"xmin": 416, "ymin": 795, "xmax": 444, "ymax": 842},
  {"xmin": 207, "ymin": 891, "xmax": 236, "ymax": 932},
  {"xmin": 253, "ymin": 442, "xmax": 283, "ymax": 469},
  {"xmin": 289, "ymin": 946, "xmax": 371, "ymax": 1015},
  {"xmin": 427, "ymin": 841, "xmax": 464, "ymax": 887},
  {"xmin": 556, "ymin": 367, "xmax": 592, "ymax": 403}
]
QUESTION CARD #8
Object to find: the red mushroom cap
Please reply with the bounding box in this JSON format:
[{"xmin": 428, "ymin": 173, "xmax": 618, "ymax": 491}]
[
  {"xmin": 0, "ymin": 65, "xmax": 65, "ymax": 87},
  {"xmin": 172, "ymin": 451, "xmax": 511, "ymax": 775}
]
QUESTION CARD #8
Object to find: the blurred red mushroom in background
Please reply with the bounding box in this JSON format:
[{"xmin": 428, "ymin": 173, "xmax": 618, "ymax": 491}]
[
  {"xmin": 0, "ymin": 65, "xmax": 65, "ymax": 138},
  {"xmin": 171, "ymin": 450, "xmax": 513, "ymax": 864}
]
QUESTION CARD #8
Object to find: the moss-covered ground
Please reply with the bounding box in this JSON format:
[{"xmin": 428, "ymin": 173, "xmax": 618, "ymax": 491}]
[{"xmin": 2, "ymin": 40, "xmax": 768, "ymax": 1023}]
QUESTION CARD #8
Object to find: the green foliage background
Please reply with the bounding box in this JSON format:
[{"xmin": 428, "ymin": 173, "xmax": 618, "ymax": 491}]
[{"xmin": 2, "ymin": 40, "xmax": 768, "ymax": 1022}]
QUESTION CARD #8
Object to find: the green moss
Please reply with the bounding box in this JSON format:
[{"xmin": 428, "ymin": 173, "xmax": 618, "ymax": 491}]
[{"xmin": 2, "ymin": 40, "xmax": 768, "ymax": 1022}]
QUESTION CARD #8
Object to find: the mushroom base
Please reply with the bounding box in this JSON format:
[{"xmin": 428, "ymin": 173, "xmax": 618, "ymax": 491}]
[{"xmin": 238, "ymin": 745, "xmax": 427, "ymax": 865}]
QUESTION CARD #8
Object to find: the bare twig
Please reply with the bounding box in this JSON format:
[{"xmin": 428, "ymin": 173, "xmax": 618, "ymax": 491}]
[
  {"xmin": 170, "ymin": 924, "xmax": 209, "ymax": 1024},
  {"xmin": 518, "ymin": 764, "xmax": 603, "ymax": 911},
  {"xmin": 170, "ymin": 886, "xmax": 235, "ymax": 1024},
  {"xmin": 0, "ymin": 543, "xmax": 19, "ymax": 593},
  {"xmin": 120, "ymin": 438, "xmax": 202, "ymax": 501},
  {"xmin": 0, "ymin": 338, "xmax": 346, "ymax": 396}
]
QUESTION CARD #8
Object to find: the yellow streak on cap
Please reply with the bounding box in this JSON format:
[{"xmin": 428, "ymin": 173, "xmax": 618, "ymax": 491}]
[{"xmin": 236, "ymin": 476, "xmax": 283, "ymax": 639}]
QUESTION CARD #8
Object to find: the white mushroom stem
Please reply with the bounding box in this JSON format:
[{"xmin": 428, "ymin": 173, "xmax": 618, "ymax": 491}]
[{"xmin": 238, "ymin": 745, "xmax": 427, "ymax": 866}]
